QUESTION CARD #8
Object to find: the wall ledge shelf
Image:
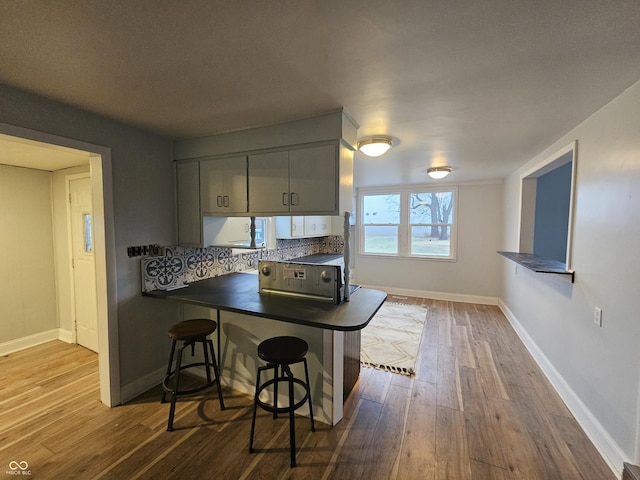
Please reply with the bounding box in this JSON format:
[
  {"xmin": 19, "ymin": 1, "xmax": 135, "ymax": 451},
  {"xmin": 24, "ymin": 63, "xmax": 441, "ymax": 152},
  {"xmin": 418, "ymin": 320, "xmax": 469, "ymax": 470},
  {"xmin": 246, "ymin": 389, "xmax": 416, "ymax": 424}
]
[{"xmin": 497, "ymin": 251, "xmax": 575, "ymax": 283}]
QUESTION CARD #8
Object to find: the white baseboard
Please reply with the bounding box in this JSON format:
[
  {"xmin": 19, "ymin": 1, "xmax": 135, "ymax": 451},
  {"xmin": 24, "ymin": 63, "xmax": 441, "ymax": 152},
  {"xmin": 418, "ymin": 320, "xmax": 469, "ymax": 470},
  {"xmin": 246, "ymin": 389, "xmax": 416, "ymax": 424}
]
[
  {"xmin": 119, "ymin": 365, "xmax": 254, "ymax": 405},
  {"xmin": 0, "ymin": 328, "xmax": 73, "ymax": 356},
  {"xmin": 58, "ymin": 328, "xmax": 74, "ymax": 344},
  {"xmin": 359, "ymin": 283, "xmax": 499, "ymax": 306},
  {"xmin": 498, "ymin": 300, "xmax": 624, "ymax": 479},
  {"xmin": 120, "ymin": 366, "xmax": 166, "ymax": 404}
]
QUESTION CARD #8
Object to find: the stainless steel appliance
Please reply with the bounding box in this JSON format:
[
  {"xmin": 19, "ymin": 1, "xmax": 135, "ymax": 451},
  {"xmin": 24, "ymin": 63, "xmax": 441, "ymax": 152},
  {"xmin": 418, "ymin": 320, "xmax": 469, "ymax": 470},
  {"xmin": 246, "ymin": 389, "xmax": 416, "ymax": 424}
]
[{"xmin": 258, "ymin": 260, "xmax": 343, "ymax": 303}]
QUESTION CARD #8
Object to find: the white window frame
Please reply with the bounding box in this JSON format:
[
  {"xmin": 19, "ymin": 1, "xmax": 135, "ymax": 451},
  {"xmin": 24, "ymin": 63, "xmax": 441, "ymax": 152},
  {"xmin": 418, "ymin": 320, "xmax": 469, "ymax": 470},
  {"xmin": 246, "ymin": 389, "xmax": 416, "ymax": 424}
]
[{"xmin": 358, "ymin": 185, "xmax": 458, "ymax": 260}]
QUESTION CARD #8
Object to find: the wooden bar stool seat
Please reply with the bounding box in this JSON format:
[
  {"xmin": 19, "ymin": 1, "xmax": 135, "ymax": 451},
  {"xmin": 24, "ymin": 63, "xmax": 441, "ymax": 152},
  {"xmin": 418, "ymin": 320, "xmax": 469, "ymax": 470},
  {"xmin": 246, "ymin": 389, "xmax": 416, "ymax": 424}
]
[
  {"xmin": 161, "ymin": 318, "xmax": 225, "ymax": 431},
  {"xmin": 249, "ymin": 336, "xmax": 315, "ymax": 467}
]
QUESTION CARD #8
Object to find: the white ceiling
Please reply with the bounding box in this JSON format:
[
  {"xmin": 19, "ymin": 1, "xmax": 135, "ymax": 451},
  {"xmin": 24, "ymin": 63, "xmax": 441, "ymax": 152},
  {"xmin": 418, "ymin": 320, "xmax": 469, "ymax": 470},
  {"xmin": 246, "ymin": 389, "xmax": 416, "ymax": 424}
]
[{"xmin": 1, "ymin": 1, "xmax": 639, "ymax": 183}]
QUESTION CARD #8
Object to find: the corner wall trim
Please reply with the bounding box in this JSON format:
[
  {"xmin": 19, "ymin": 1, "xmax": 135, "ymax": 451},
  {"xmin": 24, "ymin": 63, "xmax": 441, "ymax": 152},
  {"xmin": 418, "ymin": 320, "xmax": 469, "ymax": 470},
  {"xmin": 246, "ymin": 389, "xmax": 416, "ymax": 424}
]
[
  {"xmin": 120, "ymin": 367, "xmax": 166, "ymax": 404},
  {"xmin": 498, "ymin": 299, "xmax": 624, "ymax": 479}
]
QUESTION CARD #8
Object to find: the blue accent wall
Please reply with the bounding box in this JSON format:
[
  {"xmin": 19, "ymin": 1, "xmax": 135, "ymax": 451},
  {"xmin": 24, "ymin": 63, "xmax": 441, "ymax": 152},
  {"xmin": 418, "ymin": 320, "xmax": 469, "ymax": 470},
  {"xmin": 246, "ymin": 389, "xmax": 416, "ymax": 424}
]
[{"xmin": 533, "ymin": 161, "xmax": 572, "ymax": 262}]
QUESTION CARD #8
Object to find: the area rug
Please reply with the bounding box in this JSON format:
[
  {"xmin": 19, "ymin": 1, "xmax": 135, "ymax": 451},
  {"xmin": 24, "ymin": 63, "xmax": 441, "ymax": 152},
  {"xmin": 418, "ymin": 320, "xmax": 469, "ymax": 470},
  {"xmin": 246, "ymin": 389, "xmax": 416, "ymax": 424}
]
[{"xmin": 361, "ymin": 302, "xmax": 428, "ymax": 376}]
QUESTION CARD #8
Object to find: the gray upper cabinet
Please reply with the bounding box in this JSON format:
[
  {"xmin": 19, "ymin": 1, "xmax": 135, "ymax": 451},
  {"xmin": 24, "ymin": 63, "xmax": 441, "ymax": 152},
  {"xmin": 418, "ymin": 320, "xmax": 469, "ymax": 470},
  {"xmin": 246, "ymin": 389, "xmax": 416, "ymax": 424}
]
[
  {"xmin": 248, "ymin": 143, "xmax": 338, "ymax": 215},
  {"xmin": 200, "ymin": 155, "xmax": 248, "ymax": 215},
  {"xmin": 247, "ymin": 150, "xmax": 290, "ymax": 214},
  {"xmin": 176, "ymin": 160, "xmax": 202, "ymax": 246},
  {"xmin": 289, "ymin": 144, "xmax": 337, "ymax": 213}
]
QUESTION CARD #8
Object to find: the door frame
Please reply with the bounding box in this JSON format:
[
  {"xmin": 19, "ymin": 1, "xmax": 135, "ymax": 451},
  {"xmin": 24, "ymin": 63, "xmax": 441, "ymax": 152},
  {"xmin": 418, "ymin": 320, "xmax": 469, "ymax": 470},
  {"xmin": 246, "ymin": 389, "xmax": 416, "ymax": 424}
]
[{"xmin": 0, "ymin": 122, "xmax": 119, "ymax": 407}]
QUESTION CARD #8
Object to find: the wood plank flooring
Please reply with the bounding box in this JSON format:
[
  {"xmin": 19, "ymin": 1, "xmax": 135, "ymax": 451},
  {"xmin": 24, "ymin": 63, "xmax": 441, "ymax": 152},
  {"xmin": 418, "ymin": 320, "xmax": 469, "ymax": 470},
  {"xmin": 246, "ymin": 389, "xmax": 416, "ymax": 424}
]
[{"xmin": 0, "ymin": 297, "xmax": 616, "ymax": 479}]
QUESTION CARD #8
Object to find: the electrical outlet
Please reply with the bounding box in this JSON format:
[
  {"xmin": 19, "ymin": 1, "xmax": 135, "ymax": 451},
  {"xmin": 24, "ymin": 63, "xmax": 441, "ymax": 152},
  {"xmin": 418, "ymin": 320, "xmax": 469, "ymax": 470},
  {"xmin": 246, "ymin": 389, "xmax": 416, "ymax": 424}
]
[
  {"xmin": 593, "ymin": 307, "xmax": 603, "ymax": 327},
  {"xmin": 129, "ymin": 244, "xmax": 162, "ymax": 257}
]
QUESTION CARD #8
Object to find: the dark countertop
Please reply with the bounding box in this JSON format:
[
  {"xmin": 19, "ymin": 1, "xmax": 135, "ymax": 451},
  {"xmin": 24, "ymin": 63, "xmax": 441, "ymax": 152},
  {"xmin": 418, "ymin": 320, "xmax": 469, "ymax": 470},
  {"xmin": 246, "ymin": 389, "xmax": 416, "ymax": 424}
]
[
  {"xmin": 142, "ymin": 272, "xmax": 386, "ymax": 331},
  {"xmin": 497, "ymin": 251, "xmax": 574, "ymax": 282}
]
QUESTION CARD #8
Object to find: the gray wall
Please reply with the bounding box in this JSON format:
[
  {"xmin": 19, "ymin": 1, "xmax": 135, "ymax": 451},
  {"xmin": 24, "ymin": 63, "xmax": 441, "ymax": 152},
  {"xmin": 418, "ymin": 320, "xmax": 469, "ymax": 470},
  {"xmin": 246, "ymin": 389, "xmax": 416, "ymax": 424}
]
[
  {"xmin": 501, "ymin": 79, "xmax": 640, "ymax": 468},
  {"xmin": 533, "ymin": 161, "xmax": 572, "ymax": 262},
  {"xmin": 0, "ymin": 84, "xmax": 178, "ymax": 388},
  {"xmin": 0, "ymin": 165, "xmax": 57, "ymax": 341}
]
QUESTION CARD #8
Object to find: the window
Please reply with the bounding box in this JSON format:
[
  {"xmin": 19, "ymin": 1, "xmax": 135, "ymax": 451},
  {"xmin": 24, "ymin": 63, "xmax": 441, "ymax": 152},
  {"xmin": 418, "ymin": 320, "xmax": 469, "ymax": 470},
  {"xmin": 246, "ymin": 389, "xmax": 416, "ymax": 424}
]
[
  {"xmin": 359, "ymin": 187, "xmax": 457, "ymax": 259},
  {"xmin": 362, "ymin": 194, "xmax": 400, "ymax": 254},
  {"xmin": 83, "ymin": 213, "xmax": 93, "ymax": 253},
  {"xmin": 409, "ymin": 191, "xmax": 454, "ymax": 257}
]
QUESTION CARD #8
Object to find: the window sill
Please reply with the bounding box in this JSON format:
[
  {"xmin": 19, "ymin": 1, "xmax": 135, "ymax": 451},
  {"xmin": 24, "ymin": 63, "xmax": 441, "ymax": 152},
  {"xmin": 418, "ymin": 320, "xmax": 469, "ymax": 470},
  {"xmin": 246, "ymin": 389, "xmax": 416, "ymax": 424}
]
[
  {"xmin": 497, "ymin": 251, "xmax": 574, "ymax": 283},
  {"xmin": 358, "ymin": 253, "xmax": 456, "ymax": 262}
]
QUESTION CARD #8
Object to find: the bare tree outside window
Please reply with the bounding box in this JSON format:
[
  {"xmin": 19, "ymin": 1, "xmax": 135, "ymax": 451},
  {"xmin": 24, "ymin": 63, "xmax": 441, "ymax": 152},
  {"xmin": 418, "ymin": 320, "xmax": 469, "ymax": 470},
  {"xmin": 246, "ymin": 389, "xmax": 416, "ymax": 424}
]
[
  {"xmin": 410, "ymin": 191, "xmax": 454, "ymax": 256},
  {"xmin": 360, "ymin": 189, "xmax": 456, "ymax": 259}
]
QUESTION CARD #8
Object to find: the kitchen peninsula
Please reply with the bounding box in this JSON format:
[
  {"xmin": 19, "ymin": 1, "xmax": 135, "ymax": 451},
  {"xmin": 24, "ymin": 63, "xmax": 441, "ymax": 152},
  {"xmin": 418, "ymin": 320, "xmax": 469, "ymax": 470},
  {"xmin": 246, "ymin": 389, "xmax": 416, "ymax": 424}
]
[{"xmin": 143, "ymin": 271, "xmax": 386, "ymax": 425}]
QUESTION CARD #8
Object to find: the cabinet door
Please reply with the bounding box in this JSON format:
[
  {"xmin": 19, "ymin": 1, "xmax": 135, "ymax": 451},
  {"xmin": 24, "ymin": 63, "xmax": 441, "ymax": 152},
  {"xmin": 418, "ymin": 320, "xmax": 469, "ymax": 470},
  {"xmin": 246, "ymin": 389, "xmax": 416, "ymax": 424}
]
[
  {"xmin": 303, "ymin": 216, "xmax": 318, "ymax": 236},
  {"xmin": 200, "ymin": 158, "xmax": 225, "ymax": 214},
  {"xmin": 200, "ymin": 156, "xmax": 247, "ymax": 214},
  {"xmin": 291, "ymin": 216, "xmax": 305, "ymax": 237},
  {"xmin": 303, "ymin": 215, "xmax": 330, "ymax": 236},
  {"xmin": 248, "ymin": 150, "xmax": 290, "ymax": 214},
  {"xmin": 275, "ymin": 216, "xmax": 305, "ymax": 238},
  {"xmin": 176, "ymin": 161, "xmax": 202, "ymax": 245},
  {"xmin": 223, "ymin": 156, "xmax": 248, "ymax": 213},
  {"xmin": 289, "ymin": 144, "xmax": 337, "ymax": 213},
  {"xmin": 317, "ymin": 215, "xmax": 330, "ymax": 235}
]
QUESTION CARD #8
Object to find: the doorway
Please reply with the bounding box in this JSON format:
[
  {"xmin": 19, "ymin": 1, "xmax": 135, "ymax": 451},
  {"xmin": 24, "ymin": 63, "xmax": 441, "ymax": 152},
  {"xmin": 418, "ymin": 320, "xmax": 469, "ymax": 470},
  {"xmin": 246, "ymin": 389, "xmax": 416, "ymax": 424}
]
[{"xmin": 0, "ymin": 123, "xmax": 118, "ymax": 407}]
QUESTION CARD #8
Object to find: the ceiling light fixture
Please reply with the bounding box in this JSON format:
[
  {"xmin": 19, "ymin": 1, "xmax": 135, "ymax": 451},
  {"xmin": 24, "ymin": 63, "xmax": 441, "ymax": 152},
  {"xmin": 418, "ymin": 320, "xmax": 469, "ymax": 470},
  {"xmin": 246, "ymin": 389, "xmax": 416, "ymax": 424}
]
[
  {"xmin": 357, "ymin": 136, "xmax": 393, "ymax": 157},
  {"xmin": 427, "ymin": 166, "xmax": 452, "ymax": 179}
]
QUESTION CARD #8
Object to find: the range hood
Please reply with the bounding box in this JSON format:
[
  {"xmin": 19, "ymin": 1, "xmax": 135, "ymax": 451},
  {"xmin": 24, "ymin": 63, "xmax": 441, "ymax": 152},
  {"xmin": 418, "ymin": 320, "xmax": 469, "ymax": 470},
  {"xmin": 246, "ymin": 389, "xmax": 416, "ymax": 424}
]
[{"xmin": 258, "ymin": 260, "xmax": 343, "ymax": 303}]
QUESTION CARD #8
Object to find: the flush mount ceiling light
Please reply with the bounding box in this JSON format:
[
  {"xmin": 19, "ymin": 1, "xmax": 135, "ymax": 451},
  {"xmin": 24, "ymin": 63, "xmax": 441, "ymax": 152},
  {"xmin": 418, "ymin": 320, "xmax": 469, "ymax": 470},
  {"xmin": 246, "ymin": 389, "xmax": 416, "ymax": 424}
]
[
  {"xmin": 427, "ymin": 166, "xmax": 452, "ymax": 179},
  {"xmin": 357, "ymin": 136, "xmax": 393, "ymax": 157}
]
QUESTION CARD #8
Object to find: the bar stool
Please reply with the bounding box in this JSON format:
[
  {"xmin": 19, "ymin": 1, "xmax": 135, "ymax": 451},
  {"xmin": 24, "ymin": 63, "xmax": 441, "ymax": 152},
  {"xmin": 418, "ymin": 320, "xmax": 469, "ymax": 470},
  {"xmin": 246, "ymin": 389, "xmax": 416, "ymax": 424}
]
[
  {"xmin": 249, "ymin": 336, "xmax": 315, "ymax": 467},
  {"xmin": 161, "ymin": 318, "xmax": 225, "ymax": 431}
]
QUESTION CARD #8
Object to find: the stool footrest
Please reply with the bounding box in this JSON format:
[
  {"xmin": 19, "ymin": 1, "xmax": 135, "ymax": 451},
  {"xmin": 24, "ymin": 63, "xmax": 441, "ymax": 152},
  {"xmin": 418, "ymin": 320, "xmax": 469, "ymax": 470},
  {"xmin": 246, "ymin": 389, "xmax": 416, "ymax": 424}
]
[
  {"xmin": 162, "ymin": 362, "xmax": 220, "ymax": 397},
  {"xmin": 255, "ymin": 377, "xmax": 310, "ymax": 414}
]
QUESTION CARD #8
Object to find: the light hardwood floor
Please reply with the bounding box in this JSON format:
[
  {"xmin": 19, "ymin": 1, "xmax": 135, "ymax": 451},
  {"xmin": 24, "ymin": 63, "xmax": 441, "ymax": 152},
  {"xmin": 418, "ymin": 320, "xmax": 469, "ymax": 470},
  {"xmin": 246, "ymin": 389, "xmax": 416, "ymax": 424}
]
[{"xmin": 0, "ymin": 298, "xmax": 616, "ymax": 479}]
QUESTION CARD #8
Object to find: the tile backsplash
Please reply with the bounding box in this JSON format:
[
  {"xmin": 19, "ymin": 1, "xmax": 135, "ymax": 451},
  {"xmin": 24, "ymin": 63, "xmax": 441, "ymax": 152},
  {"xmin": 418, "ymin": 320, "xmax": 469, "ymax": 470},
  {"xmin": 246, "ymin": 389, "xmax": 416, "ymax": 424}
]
[{"xmin": 141, "ymin": 235, "xmax": 345, "ymax": 292}]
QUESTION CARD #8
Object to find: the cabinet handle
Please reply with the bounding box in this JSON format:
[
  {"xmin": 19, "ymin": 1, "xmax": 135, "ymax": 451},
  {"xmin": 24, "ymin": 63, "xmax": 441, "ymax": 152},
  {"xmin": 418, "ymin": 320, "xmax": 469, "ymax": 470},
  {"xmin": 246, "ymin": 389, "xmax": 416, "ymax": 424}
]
[
  {"xmin": 216, "ymin": 195, "xmax": 223, "ymax": 207},
  {"xmin": 223, "ymin": 195, "xmax": 229, "ymax": 207},
  {"xmin": 290, "ymin": 192, "xmax": 299, "ymax": 206},
  {"xmin": 282, "ymin": 192, "xmax": 288, "ymax": 206}
]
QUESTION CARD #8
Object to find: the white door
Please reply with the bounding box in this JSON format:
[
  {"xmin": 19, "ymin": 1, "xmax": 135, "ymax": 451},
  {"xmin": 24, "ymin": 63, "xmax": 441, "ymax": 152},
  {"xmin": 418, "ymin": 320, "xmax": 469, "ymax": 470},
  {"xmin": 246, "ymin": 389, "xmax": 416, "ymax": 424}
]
[{"xmin": 69, "ymin": 176, "xmax": 98, "ymax": 352}]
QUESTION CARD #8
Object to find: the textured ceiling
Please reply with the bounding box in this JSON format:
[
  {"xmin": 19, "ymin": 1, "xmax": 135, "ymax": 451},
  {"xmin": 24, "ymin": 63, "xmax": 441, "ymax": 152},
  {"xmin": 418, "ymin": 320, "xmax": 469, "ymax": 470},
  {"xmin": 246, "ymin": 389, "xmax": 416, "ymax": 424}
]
[{"xmin": 1, "ymin": 1, "xmax": 639, "ymax": 183}]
